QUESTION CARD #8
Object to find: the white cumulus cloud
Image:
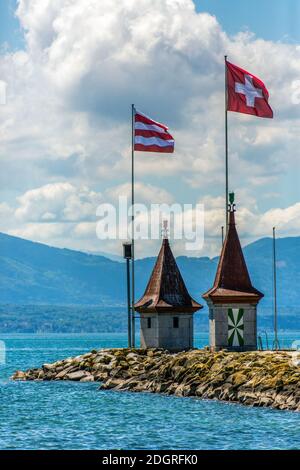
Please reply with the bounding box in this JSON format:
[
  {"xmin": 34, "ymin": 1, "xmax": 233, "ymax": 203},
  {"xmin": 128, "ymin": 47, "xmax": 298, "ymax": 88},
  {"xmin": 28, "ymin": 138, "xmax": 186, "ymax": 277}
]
[
  {"xmin": 0, "ymin": 0, "xmax": 299, "ymax": 256},
  {"xmin": 15, "ymin": 182, "xmax": 102, "ymax": 222}
]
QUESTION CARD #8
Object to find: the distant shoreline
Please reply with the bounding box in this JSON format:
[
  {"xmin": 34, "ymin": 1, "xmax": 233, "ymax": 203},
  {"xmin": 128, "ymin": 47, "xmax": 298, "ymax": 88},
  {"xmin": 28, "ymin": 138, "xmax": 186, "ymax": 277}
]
[{"xmin": 0, "ymin": 304, "xmax": 299, "ymax": 334}]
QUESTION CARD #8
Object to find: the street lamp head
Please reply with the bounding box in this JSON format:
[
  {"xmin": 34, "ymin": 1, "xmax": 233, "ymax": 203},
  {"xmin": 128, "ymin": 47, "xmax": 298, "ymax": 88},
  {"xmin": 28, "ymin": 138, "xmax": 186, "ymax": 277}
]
[{"xmin": 123, "ymin": 242, "xmax": 132, "ymax": 260}]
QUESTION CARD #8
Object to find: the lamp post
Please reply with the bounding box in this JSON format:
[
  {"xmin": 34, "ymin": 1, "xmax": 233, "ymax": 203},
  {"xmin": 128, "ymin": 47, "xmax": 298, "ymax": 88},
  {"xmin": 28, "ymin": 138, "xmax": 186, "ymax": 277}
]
[
  {"xmin": 123, "ymin": 242, "xmax": 132, "ymax": 348},
  {"xmin": 272, "ymin": 227, "xmax": 279, "ymax": 350}
]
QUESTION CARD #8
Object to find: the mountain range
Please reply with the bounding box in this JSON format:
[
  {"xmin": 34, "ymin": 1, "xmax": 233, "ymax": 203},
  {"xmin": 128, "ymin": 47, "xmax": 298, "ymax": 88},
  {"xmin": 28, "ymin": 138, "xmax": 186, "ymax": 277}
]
[{"xmin": 0, "ymin": 231, "xmax": 299, "ymax": 332}]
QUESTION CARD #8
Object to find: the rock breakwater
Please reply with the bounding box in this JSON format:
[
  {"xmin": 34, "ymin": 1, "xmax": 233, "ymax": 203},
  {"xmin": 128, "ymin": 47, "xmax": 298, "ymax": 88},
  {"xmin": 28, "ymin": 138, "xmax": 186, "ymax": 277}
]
[{"xmin": 12, "ymin": 348, "xmax": 300, "ymax": 411}]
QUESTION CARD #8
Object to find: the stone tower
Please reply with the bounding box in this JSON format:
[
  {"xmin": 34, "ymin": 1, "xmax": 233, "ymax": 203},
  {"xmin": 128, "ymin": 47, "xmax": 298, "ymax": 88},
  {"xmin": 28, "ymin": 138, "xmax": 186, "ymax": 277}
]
[
  {"xmin": 135, "ymin": 234, "xmax": 202, "ymax": 351},
  {"xmin": 203, "ymin": 196, "xmax": 263, "ymax": 352}
]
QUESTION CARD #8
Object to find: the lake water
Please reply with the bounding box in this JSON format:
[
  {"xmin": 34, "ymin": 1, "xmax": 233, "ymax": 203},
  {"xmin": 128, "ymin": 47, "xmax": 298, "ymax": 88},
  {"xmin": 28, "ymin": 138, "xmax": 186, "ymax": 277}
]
[{"xmin": 0, "ymin": 332, "xmax": 299, "ymax": 450}]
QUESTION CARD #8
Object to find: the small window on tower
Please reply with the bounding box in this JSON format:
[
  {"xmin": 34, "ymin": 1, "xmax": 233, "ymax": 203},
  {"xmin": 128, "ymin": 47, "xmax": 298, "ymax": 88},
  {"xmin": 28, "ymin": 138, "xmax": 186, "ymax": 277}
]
[
  {"xmin": 147, "ymin": 317, "xmax": 151, "ymax": 329},
  {"xmin": 173, "ymin": 317, "xmax": 179, "ymax": 328}
]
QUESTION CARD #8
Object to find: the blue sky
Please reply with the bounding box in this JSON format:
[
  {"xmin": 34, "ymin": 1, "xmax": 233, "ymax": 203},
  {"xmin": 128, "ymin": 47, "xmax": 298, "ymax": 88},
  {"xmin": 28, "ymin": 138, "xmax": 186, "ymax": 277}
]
[
  {"xmin": 0, "ymin": 0, "xmax": 24, "ymax": 50},
  {"xmin": 195, "ymin": 0, "xmax": 300, "ymax": 43},
  {"xmin": 0, "ymin": 1, "xmax": 300, "ymax": 257}
]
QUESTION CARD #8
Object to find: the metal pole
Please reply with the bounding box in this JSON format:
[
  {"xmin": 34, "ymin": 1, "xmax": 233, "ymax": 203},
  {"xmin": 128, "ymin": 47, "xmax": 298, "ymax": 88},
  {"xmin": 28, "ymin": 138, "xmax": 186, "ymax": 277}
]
[
  {"xmin": 131, "ymin": 104, "xmax": 135, "ymax": 348},
  {"xmin": 221, "ymin": 225, "xmax": 224, "ymax": 246},
  {"xmin": 126, "ymin": 258, "xmax": 131, "ymax": 348},
  {"xmin": 225, "ymin": 55, "xmax": 229, "ymax": 234},
  {"xmin": 273, "ymin": 227, "xmax": 279, "ymax": 350}
]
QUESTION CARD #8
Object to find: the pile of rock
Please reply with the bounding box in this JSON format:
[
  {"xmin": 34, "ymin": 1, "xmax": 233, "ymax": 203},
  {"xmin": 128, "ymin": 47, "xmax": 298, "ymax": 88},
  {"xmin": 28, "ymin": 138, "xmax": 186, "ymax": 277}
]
[{"xmin": 12, "ymin": 348, "xmax": 300, "ymax": 411}]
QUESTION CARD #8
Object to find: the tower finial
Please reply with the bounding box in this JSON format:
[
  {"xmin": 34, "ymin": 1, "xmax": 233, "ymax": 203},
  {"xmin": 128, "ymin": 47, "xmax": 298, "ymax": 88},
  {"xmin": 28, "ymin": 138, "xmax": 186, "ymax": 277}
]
[
  {"xmin": 162, "ymin": 220, "xmax": 169, "ymax": 239},
  {"xmin": 228, "ymin": 192, "xmax": 236, "ymax": 213}
]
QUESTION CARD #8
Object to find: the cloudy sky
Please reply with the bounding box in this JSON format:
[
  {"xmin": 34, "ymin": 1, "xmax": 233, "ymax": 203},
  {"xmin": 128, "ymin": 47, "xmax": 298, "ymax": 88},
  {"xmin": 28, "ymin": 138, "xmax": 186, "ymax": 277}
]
[{"xmin": 0, "ymin": 0, "xmax": 300, "ymax": 259}]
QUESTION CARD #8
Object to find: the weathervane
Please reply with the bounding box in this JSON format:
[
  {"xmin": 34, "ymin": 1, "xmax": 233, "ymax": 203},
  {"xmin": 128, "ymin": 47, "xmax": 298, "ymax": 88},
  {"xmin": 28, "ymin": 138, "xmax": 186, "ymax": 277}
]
[
  {"xmin": 228, "ymin": 192, "xmax": 236, "ymax": 212},
  {"xmin": 162, "ymin": 220, "xmax": 169, "ymax": 239}
]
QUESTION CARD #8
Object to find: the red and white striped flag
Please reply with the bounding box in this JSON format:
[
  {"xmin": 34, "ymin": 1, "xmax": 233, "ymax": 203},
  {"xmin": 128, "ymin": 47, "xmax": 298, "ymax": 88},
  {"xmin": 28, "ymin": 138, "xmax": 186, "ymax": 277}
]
[{"xmin": 134, "ymin": 109, "xmax": 174, "ymax": 153}]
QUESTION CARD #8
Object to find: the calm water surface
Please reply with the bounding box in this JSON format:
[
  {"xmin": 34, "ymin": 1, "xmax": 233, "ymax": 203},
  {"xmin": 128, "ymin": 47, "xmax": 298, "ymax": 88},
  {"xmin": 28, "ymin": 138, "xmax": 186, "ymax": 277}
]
[{"xmin": 0, "ymin": 332, "xmax": 299, "ymax": 450}]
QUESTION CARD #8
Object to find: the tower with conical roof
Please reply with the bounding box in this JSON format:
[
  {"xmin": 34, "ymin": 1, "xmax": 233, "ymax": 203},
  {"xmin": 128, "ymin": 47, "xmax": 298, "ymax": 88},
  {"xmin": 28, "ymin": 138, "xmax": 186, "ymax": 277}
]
[
  {"xmin": 135, "ymin": 225, "xmax": 202, "ymax": 351},
  {"xmin": 203, "ymin": 194, "xmax": 263, "ymax": 351}
]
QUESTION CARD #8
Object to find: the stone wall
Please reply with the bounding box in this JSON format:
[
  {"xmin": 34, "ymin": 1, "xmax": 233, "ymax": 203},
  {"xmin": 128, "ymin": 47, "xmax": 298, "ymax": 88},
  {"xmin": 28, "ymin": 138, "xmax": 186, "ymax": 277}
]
[{"xmin": 140, "ymin": 313, "xmax": 193, "ymax": 351}]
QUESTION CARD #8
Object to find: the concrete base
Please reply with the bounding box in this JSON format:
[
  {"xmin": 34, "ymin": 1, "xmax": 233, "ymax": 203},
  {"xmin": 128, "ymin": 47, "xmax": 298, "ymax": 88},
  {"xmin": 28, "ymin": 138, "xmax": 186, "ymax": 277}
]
[
  {"xmin": 210, "ymin": 345, "xmax": 257, "ymax": 352},
  {"xmin": 140, "ymin": 312, "xmax": 194, "ymax": 351}
]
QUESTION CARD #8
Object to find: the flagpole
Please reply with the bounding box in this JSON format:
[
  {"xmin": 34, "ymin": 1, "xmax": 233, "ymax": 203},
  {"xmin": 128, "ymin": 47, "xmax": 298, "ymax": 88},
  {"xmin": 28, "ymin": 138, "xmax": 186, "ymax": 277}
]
[
  {"xmin": 225, "ymin": 55, "xmax": 229, "ymax": 233},
  {"xmin": 131, "ymin": 103, "xmax": 135, "ymax": 348}
]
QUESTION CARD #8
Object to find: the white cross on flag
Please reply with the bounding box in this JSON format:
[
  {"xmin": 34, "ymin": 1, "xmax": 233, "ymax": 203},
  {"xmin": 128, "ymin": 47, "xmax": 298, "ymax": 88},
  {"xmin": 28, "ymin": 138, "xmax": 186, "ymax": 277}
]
[{"xmin": 226, "ymin": 61, "xmax": 273, "ymax": 118}]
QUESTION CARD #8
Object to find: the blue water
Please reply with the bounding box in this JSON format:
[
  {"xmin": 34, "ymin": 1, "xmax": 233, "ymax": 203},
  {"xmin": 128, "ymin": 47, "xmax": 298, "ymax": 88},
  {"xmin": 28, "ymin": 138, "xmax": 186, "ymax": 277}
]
[{"xmin": 0, "ymin": 332, "xmax": 299, "ymax": 450}]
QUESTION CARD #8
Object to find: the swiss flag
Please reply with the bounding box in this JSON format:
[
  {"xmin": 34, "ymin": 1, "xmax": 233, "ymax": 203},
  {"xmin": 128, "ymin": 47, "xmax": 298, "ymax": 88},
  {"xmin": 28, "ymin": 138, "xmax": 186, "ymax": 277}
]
[{"xmin": 226, "ymin": 61, "xmax": 273, "ymax": 119}]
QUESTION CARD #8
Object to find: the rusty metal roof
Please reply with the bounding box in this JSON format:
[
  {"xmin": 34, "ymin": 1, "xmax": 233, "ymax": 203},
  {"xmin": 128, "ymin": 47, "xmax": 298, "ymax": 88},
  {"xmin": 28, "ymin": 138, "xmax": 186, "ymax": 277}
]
[
  {"xmin": 203, "ymin": 209, "xmax": 263, "ymax": 304},
  {"xmin": 134, "ymin": 238, "xmax": 202, "ymax": 313}
]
